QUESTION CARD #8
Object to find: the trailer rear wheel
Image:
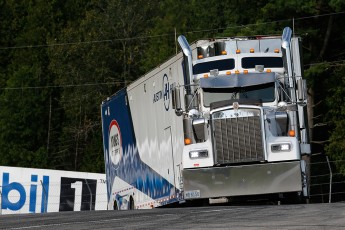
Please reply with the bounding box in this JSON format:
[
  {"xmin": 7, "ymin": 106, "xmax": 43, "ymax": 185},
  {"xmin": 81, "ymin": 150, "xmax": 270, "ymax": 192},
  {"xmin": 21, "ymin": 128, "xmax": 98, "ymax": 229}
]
[
  {"xmin": 129, "ymin": 196, "xmax": 135, "ymax": 210},
  {"xmin": 114, "ymin": 201, "xmax": 119, "ymax": 210}
]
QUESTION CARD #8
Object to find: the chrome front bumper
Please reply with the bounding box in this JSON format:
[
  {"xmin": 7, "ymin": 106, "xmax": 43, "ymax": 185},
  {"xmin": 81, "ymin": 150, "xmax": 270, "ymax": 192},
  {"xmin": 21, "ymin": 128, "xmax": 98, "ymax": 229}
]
[{"xmin": 183, "ymin": 161, "xmax": 302, "ymax": 199}]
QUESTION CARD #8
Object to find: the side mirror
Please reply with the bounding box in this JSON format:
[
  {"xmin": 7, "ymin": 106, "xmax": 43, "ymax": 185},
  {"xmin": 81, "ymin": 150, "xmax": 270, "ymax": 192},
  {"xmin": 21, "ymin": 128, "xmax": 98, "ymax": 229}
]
[
  {"xmin": 172, "ymin": 87, "xmax": 183, "ymax": 116},
  {"xmin": 297, "ymin": 78, "xmax": 307, "ymax": 101}
]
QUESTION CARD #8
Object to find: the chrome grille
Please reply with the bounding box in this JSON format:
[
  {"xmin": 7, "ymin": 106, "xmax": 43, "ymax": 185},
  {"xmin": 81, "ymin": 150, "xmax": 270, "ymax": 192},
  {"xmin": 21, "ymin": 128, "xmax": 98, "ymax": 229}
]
[{"xmin": 212, "ymin": 111, "xmax": 264, "ymax": 164}]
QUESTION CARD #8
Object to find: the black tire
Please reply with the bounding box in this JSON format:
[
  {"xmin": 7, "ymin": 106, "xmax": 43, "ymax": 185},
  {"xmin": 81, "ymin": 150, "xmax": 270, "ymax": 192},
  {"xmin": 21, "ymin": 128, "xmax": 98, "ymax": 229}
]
[
  {"xmin": 283, "ymin": 192, "xmax": 306, "ymax": 204},
  {"xmin": 185, "ymin": 198, "xmax": 209, "ymax": 207},
  {"xmin": 114, "ymin": 201, "xmax": 119, "ymax": 210},
  {"xmin": 129, "ymin": 197, "xmax": 135, "ymax": 210}
]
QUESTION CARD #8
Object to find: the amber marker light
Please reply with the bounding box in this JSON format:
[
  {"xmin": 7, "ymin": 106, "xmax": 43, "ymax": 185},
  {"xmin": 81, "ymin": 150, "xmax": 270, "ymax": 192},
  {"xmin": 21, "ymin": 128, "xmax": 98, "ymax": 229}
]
[
  {"xmin": 235, "ymin": 70, "xmax": 240, "ymax": 74},
  {"xmin": 274, "ymin": 49, "xmax": 280, "ymax": 53},
  {"xmin": 221, "ymin": 50, "xmax": 227, "ymax": 55},
  {"xmin": 250, "ymin": 48, "xmax": 254, "ymax": 53},
  {"xmin": 236, "ymin": 49, "xmax": 241, "ymax": 54},
  {"xmin": 266, "ymin": 69, "xmax": 272, "ymax": 73},
  {"xmin": 244, "ymin": 70, "xmax": 249, "ymax": 74},
  {"xmin": 226, "ymin": 71, "xmax": 231, "ymax": 75},
  {"xmin": 198, "ymin": 55, "xmax": 204, "ymax": 59},
  {"xmin": 203, "ymin": 74, "xmax": 209, "ymax": 78},
  {"xmin": 289, "ymin": 130, "xmax": 296, "ymax": 137},
  {"xmin": 185, "ymin": 138, "xmax": 192, "ymax": 145}
]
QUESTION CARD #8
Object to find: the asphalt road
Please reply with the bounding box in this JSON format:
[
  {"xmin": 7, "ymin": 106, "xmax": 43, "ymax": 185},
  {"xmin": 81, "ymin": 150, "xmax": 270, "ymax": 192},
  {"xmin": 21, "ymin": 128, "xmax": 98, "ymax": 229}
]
[{"xmin": 1, "ymin": 203, "xmax": 345, "ymax": 230}]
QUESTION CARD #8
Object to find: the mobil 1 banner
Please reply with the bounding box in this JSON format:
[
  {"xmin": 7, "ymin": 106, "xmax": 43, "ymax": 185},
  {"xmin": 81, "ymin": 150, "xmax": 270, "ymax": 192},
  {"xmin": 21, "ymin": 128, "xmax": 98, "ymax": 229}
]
[
  {"xmin": 59, "ymin": 177, "xmax": 97, "ymax": 211},
  {"xmin": 0, "ymin": 166, "xmax": 106, "ymax": 214}
]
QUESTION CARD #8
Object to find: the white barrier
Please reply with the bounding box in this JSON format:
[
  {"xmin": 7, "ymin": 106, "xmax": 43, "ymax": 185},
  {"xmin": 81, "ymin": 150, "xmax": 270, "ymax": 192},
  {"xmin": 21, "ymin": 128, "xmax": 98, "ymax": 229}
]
[{"xmin": 0, "ymin": 166, "xmax": 107, "ymax": 214}]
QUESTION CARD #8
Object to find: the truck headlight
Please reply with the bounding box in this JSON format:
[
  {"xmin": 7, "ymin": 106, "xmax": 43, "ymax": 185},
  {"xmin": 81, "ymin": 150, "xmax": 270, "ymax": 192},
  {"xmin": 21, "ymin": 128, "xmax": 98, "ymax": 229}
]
[
  {"xmin": 271, "ymin": 143, "xmax": 291, "ymax": 152},
  {"xmin": 189, "ymin": 150, "xmax": 208, "ymax": 159}
]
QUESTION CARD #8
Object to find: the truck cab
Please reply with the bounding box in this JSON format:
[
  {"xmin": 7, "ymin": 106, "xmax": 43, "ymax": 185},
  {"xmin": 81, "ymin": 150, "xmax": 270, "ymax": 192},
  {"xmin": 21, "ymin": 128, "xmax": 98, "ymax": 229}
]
[{"xmin": 175, "ymin": 27, "xmax": 310, "ymax": 201}]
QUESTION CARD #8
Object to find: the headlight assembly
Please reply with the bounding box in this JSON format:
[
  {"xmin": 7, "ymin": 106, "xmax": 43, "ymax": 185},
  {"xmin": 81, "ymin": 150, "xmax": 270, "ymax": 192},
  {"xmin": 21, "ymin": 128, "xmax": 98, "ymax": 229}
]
[
  {"xmin": 271, "ymin": 143, "xmax": 291, "ymax": 152},
  {"xmin": 189, "ymin": 150, "xmax": 208, "ymax": 159}
]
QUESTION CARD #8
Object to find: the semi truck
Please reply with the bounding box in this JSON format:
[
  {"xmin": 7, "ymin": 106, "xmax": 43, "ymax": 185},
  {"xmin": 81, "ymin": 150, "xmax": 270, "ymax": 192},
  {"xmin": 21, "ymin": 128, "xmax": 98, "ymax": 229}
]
[{"xmin": 101, "ymin": 27, "xmax": 311, "ymax": 210}]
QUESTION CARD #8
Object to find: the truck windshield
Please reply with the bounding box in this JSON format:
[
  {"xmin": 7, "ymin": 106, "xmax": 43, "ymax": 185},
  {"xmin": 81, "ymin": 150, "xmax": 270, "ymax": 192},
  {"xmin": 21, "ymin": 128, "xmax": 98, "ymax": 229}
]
[
  {"xmin": 242, "ymin": 57, "xmax": 283, "ymax": 68},
  {"xmin": 193, "ymin": 59, "xmax": 235, "ymax": 75},
  {"xmin": 203, "ymin": 82, "xmax": 275, "ymax": 107}
]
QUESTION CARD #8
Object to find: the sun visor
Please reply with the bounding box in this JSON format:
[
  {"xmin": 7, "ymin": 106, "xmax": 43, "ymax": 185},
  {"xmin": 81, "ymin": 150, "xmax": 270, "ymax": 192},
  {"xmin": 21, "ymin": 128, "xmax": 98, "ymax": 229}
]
[{"xmin": 200, "ymin": 72, "xmax": 276, "ymax": 89}]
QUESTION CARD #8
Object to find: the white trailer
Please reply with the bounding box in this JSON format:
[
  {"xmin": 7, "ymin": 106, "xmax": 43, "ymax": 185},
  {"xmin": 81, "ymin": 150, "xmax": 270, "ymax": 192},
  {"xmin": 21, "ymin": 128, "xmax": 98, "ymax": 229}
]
[{"xmin": 101, "ymin": 27, "xmax": 310, "ymax": 210}]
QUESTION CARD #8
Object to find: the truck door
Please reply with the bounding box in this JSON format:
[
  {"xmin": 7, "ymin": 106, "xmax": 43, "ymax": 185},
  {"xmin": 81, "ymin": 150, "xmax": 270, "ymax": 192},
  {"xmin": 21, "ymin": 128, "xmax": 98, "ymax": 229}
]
[{"xmin": 164, "ymin": 126, "xmax": 176, "ymax": 188}]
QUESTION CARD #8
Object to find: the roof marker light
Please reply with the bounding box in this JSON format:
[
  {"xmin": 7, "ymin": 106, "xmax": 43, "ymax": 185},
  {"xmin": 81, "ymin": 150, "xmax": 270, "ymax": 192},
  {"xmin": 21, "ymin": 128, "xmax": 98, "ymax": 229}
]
[
  {"xmin": 226, "ymin": 71, "xmax": 231, "ymax": 75},
  {"xmin": 236, "ymin": 49, "xmax": 241, "ymax": 54},
  {"xmin": 266, "ymin": 69, "xmax": 272, "ymax": 73},
  {"xmin": 198, "ymin": 55, "xmax": 203, "ymax": 59},
  {"xmin": 203, "ymin": 74, "xmax": 209, "ymax": 78},
  {"xmin": 221, "ymin": 50, "xmax": 227, "ymax": 55},
  {"xmin": 250, "ymin": 48, "xmax": 254, "ymax": 53},
  {"xmin": 244, "ymin": 70, "xmax": 248, "ymax": 74},
  {"xmin": 274, "ymin": 49, "xmax": 280, "ymax": 53},
  {"xmin": 235, "ymin": 70, "xmax": 240, "ymax": 74}
]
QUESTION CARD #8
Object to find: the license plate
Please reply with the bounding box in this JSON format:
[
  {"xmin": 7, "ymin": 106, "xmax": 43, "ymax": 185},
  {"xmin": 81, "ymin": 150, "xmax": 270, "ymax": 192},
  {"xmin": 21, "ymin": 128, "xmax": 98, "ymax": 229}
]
[{"xmin": 185, "ymin": 190, "xmax": 201, "ymax": 199}]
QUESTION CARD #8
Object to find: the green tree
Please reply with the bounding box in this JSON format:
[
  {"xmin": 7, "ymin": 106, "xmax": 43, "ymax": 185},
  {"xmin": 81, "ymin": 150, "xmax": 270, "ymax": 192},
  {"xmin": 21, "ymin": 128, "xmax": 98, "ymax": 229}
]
[
  {"xmin": 48, "ymin": 0, "xmax": 158, "ymax": 172},
  {"xmin": 0, "ymin": 0, "xmax": 58, "ymax": 168},
  {"xmin": 325, "ymin": 63, "xmax": 345, "ymax": 174}
]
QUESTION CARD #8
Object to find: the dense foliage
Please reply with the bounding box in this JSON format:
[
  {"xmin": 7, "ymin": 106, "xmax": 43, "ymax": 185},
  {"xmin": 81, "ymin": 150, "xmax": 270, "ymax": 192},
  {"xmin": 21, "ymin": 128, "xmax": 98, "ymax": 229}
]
[{"xmin": 0, "ymin": 0, "xmax": 344, "ymax": 173}]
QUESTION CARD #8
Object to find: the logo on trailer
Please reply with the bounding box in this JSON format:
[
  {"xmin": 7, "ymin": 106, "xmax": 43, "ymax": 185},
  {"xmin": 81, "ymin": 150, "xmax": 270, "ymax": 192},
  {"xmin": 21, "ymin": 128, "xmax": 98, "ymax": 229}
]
[
  {"xmin": 163, "ymin": 74, "xmax": 170, "ymax": 111},
  {"xmin": 109, "ymin": 120, "xmax": 122, "ymax": 169},
  {"xmin": 153, "ymin": 73, "xmax": 173, "ymax": 111}
]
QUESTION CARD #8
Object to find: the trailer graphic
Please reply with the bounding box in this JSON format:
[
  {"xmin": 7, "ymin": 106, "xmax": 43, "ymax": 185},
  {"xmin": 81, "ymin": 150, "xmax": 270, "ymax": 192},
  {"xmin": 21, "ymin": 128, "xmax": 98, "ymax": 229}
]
[{"xmin": 101, "ymin": 27, "xmax": 311, "ymax": 210}]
